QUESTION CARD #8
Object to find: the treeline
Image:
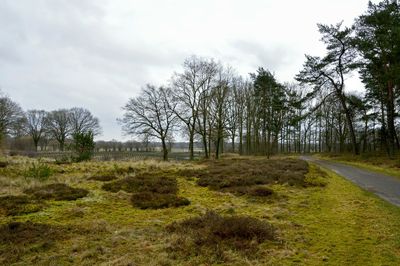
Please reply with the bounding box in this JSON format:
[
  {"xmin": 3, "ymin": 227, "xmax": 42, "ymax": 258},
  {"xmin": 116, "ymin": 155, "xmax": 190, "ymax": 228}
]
[
  {"xmin": 0, "ymin": 94, "xmax": 101, "ymax": 152},
  {"xmin": 121, "ymin": 0, "xmax": 400, "ymax": 160},
  {"xmin": 1, "ymin": 0, "xmax": 398, "ymax": 160}
]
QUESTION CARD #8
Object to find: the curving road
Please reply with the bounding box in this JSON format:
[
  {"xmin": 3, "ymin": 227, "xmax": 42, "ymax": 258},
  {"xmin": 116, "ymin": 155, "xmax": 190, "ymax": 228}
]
[{"xmin": 301, "ymin": 156, "xmax": 400, "ymax": 207}]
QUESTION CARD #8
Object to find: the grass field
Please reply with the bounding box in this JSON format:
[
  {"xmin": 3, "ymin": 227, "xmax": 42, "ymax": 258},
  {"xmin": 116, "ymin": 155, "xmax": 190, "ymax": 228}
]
[{"xmin": 0, "ymin": 156, "xmax": 399, "ymax": 265}]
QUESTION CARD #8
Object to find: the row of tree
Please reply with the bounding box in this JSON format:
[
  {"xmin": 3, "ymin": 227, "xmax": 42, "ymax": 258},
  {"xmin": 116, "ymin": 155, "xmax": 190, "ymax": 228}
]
[
  {"xmin": 0, "ymin": 93, "xmax": 101, "ymax": 151},
  {"xmin": 121, "ymin": 0, "xmax": 400, "ymax": 160},
  {"xmin": 1, "ymin": 0, "xmax": 398, "ymax": 160}
]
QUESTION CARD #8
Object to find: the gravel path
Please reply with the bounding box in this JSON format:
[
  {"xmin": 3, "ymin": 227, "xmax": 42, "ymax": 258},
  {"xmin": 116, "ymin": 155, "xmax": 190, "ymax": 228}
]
[{"xmin": 301, "ymin": 156, "xmax": 400, "ymax": 207}]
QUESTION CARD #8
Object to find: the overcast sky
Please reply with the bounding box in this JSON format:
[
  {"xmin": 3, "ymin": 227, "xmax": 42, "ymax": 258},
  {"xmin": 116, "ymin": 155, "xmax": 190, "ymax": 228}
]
[{"xmin": 0, "ymin": 0, "xmax": 378, "ymax": 141}]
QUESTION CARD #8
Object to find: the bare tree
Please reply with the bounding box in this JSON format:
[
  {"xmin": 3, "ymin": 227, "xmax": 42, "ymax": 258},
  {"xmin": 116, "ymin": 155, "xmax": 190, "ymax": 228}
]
[
  {"xmin": 25, "ymin": 110, "xmax": 47, "ymax": 151},
  {"xmin": 69, "ymin": 107, "xmax": 102, "ymax": 136},
  {"xmin": 172, "ymin": 56, "xmax": 218, "ymax": 159},
  {"xmin": 0, "ymin": 92, "xmax": 25, "ymax": 145},
  {"xmin": 45, "ymin": 109, "xmax": 72, "ymax": 151},
  {"xmin": 120, "ymin": 85, "xmax": 177, "ymax": 160}
]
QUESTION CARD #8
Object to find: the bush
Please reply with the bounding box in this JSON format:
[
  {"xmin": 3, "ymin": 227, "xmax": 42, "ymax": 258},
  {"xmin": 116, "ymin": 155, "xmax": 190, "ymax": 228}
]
[
  {"xmin": 187, "ymin": 158, "xmax": 310, "ymax": 190},
  {"xmin": 223, "ymin": 186, "xmax": 274, "ymax": 197},
  {"xmin": 0, "ymin": 161, "xmax": 8, "ymax": 168},
  {"xmin": 0, "ymin": 195, "xmax": 45, "ymax": 216},
  {"xmin": 24, "ymin": 183, "xmax": 89, "ymax": 201},
  {"xmin": 55, "ymin": 156, "xmax": 72, "ymax": 165},
  {"xmin": 131, "ymin": 192, "xmax": 190, "ymax": 209},
  {"xmin": 24, "ymin": 161, "xmax": 53, "ymax": 181},
  {"xmin": 102, "ymin": 174, "xmax": 190, "ymax": 209},
  {"xmin": 0, "ymin": 221, "xmax": 72, "ymax": 264},
  {"xmin": 71, "ymin": 131, "xmax": 95, "ymax": 162},
  {"xmin": 166, "ymin": 211, "xmax": 275, "ymax": 260},
  {"xmin": 89, "ymin": 174, "xmax": 118, "ymax": 182}
]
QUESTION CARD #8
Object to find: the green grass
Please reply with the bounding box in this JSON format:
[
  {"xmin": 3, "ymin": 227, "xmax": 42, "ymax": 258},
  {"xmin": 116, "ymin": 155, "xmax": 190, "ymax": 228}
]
[{"xmin": 0, "ymin": 156, "xmax": 399, "ymax": 265}]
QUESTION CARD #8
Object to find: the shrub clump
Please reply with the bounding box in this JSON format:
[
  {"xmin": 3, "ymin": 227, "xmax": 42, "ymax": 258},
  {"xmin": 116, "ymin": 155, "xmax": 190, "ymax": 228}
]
[
  {"xmin": 131, "ymin": 192, "xmax": 190, "ymax": 209},
  {"xmin": 89, "ymin": 174, "xmax": 118, "ymax": 182},
  {"xmin": 223, "ymin": 186, "xmax": 274, "ymax": 197},
  {"xmin": 179, "ymin": 158, "xmax": 315, "ymax": 197},
  {"xmin": 24, "ymin": 161, "xmax": 53, "ymax": 181},
  {"xmin": 0, "ymin": 161, "xmax": 8, "ymax": 168},
  {"xmin": 0, "ymin": 195, "xmax": 45, "ymax": 216},
  {"xmin": 166, "ymin": 211, "xmax": 275, "ymax": 259},
  {"xmin": 102, "ymin": 174, "xmax": 190, "ymax": 209},
  {"xmin": 70, "ymin": 131, "xmax": 95, "ymax": 162},
  {"xmin": 0, "ymin": 221, "xmax": 71, "ymax": 264},
  {"xmin": 24, "ymin": 183, "xmax": 89, "ymax": 201}
]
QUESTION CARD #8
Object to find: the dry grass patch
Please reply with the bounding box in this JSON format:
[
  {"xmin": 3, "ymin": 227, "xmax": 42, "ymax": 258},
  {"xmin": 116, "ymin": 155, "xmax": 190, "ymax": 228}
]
[
  {"xmin": 102, "ymin": 174, "xmax": 178, "ymax": 194},
  {"xmin": 166, "ymin": 211, "xmax": 276, "ymax": 261},
  {"xmin": 24, "ymin": 183, "xmax": 89, "ymax": 201}
]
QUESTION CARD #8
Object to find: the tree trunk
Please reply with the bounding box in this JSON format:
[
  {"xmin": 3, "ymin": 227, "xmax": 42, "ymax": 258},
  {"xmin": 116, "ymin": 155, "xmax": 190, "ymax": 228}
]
[
  {"xmin": 188, "ymin": 129, "xmax": 194, "ymax": 160},
  {"xmin": 161, "ymin": 137, "xmax": 168, "ymax": 161},
  {"xmin": 337, "ymin": 91, "xmax": 359, "ymax": 155},
  {"xmin": 386, "ymin": 82, "xmax": 396, "ymax": 158}
]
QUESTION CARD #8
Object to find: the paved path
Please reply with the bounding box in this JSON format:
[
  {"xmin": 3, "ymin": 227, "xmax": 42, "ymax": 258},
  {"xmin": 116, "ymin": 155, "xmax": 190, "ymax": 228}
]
[{"xmin": 301, "ymin": 156, "xmax": 400, "ymax": 207}]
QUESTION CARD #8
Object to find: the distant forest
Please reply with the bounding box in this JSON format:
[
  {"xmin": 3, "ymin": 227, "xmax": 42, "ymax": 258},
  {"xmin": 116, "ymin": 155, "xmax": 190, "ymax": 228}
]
[{"xmin": 1, "ymin": 0, "xmax": 399, "ymax": 160}]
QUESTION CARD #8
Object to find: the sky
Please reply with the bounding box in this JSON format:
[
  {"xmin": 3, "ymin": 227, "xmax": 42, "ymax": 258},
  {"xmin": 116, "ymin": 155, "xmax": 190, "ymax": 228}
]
[{"xmin": 0, "ymin": 0, "xmax": 379, "ymax": 141}]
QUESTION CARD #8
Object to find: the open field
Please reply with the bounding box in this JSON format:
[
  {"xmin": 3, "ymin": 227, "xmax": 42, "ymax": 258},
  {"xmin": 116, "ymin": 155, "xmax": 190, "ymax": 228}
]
[{"xmin": 0, "ymin": 156, "xmax": 400, "ymax": 265}]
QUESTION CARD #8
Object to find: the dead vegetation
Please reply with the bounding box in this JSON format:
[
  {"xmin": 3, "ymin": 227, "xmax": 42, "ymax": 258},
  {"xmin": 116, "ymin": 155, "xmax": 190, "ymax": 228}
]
[
  {"xmin": 131, "ymin": 192, "xmax": 190, "ymax": 209},
  {"xmin": 102, "ymin": 173, "xmax": 190, "ymax": 209},
  {"xmin": 0, "ymin": 221, "xmax": 75, "ymax": 264},
  {"xmin": 179, "ymin": 158, "xmax": 313, "ymax": 197},
  {"xmin": 0, "ymin": 195, "xmax": 45, "ymax": 216},
  {"xmin": 166, "ymin": 211, "xmax": 276, "ymax": 260},
  {"xmin": 24, "ymin": 183, "xmax": 89, "ymax": 201},
  {"xmin": 88, "ymin": 174, "xmax": 118, "ymax": 182}
]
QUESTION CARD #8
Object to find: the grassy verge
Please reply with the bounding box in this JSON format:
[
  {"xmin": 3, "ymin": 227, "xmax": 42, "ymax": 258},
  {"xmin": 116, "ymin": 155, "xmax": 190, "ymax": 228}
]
[
  {"xmin": 316, "ymin": 153, "xmax": 400, "ymax": 179},
  {"xmin": 281, "ymin": 165, "xmax": 400, "ymax": 265},
  {"xmin": 0, "ymin": 156, "xmax": 399, "ymax": 265}
]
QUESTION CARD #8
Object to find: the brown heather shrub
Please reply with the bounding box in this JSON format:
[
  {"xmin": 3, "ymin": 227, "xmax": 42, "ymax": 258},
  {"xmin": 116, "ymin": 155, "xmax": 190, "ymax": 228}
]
[
  {"xmin": 178, "ymin": 158, "xmax": 311, "ymax": 196},
  {"xmin": 0, "ymin": 222, "xmax": 74, "ymax": 264},
  {"xmin": 0, "ymin": 195, "xmax": 45, "ymax": 216},
  {"xmin": 88, "ymin": 174, "xmax": 118, "ymax": 182},
  {"xmin": 102, "ymin": 173, "xmax": 190, "ymax": 209},
  {"xmin": 131, "ymin": 192, "xmax": 190, "ymax": 209},
  {"xmin": 222, "ymin": 186, "xmax": 274, "ymax": 197},
  {"xmin": 166, "ymin": 211, "xmax": 275, "ymax": 259},
  {"xmin": 24, "ymin": 183, "xmax": 89, "ymax": 201}
]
